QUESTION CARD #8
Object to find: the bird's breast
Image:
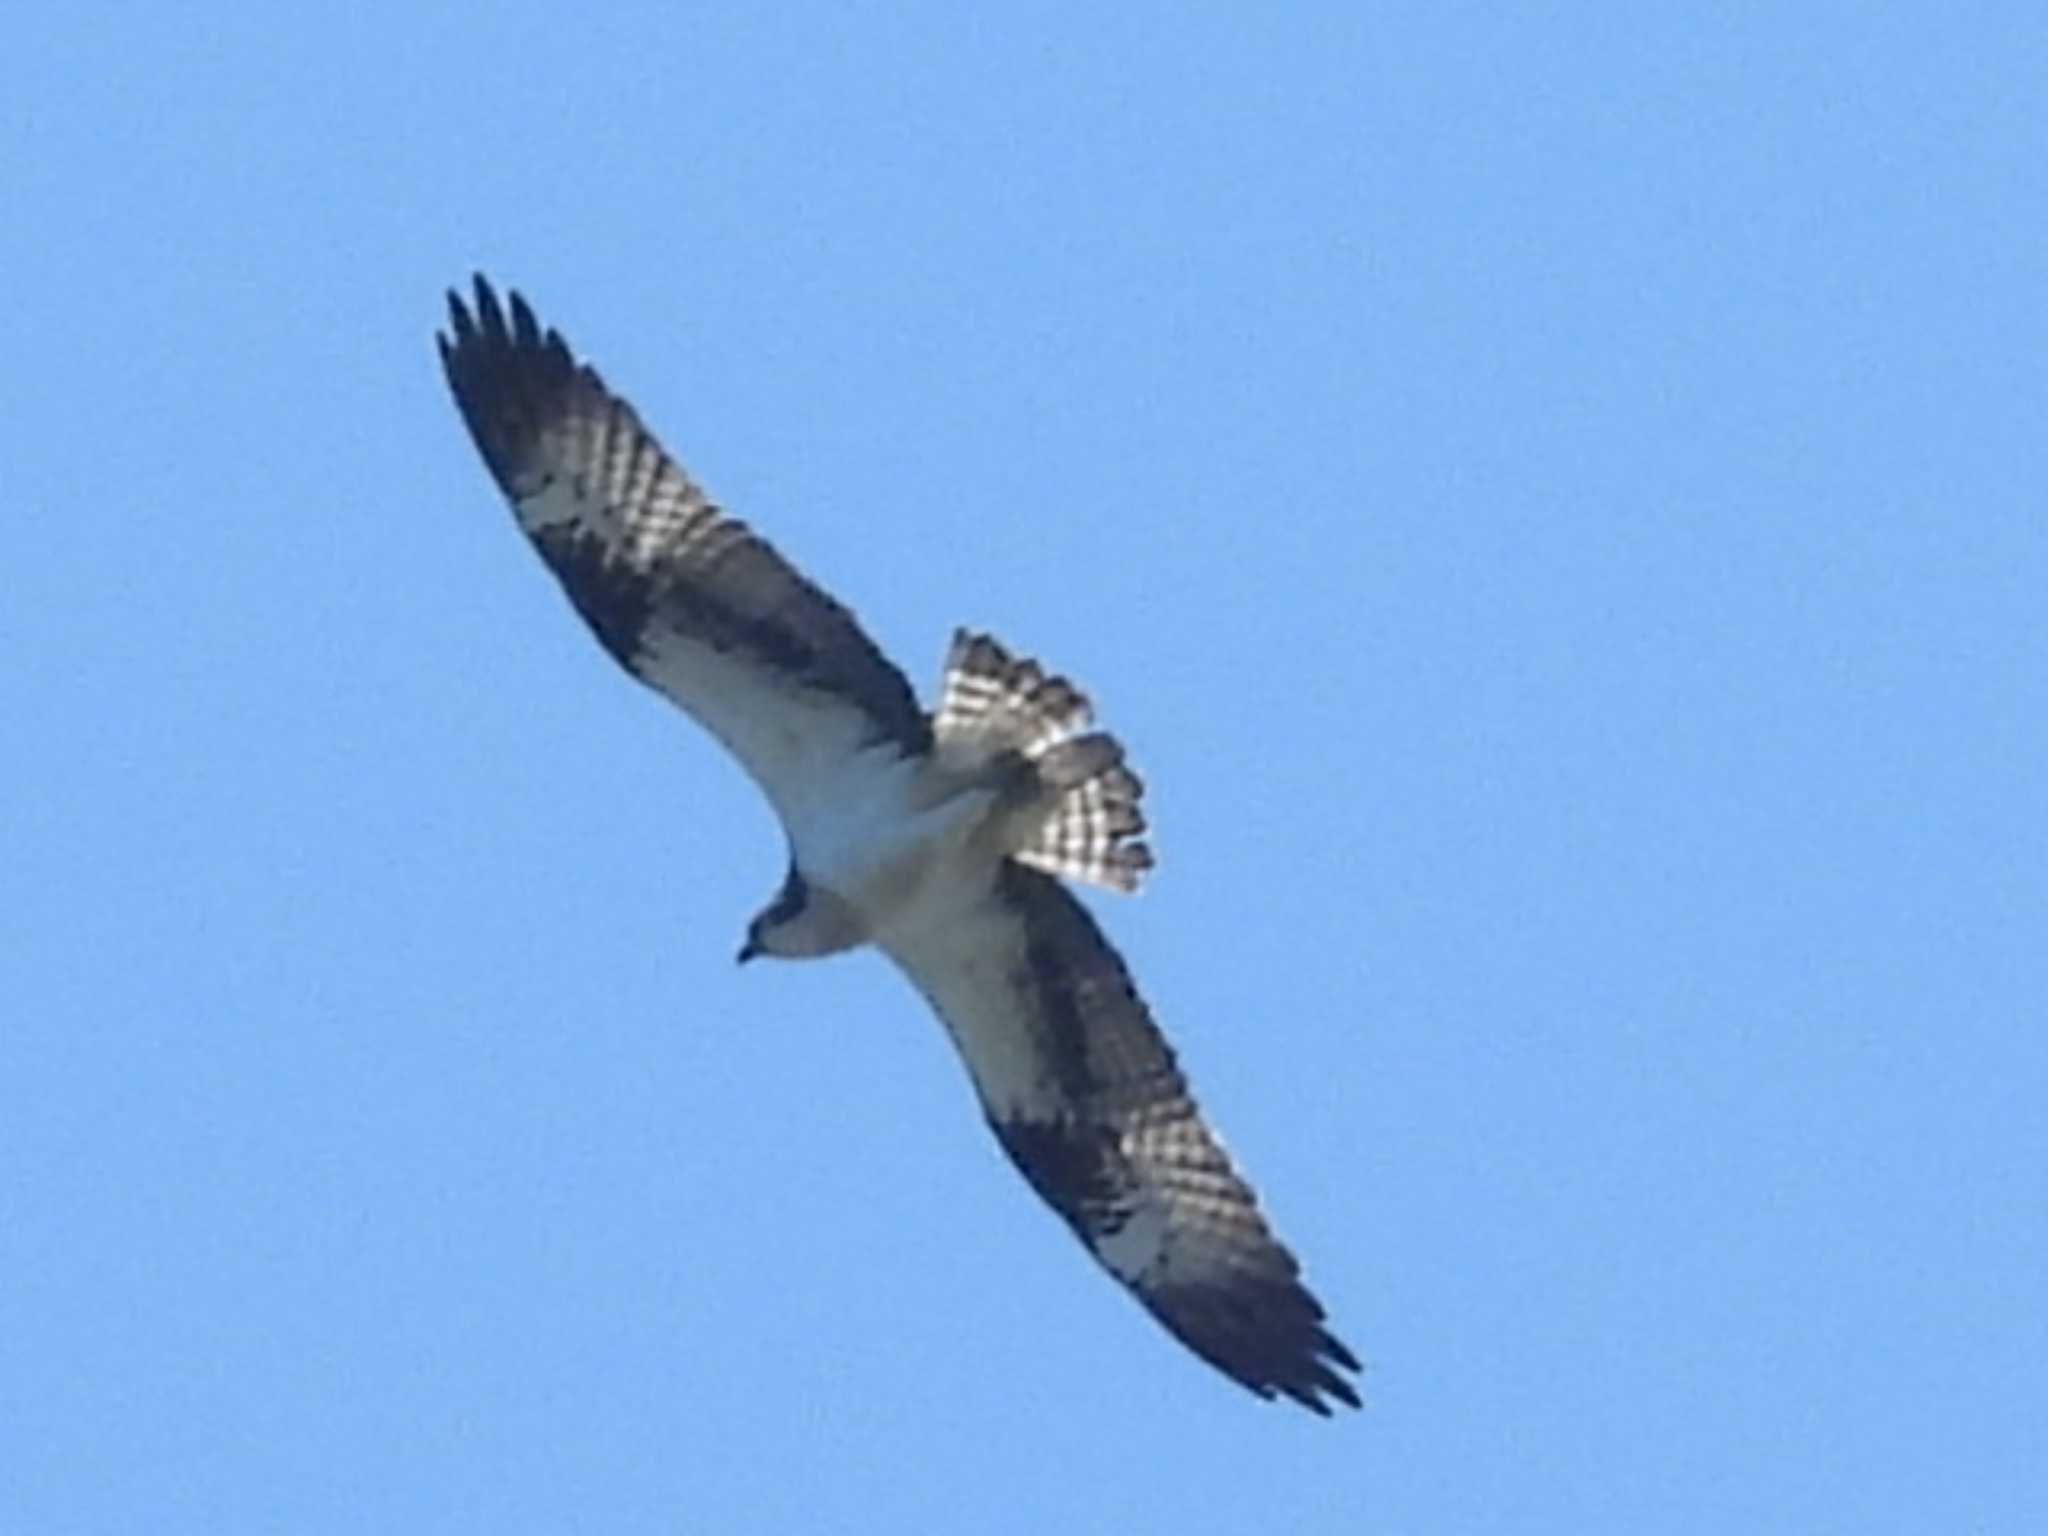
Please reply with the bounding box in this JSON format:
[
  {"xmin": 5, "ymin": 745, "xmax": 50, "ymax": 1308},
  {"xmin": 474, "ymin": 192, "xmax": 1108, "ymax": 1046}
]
[{"xmin": 789, "ymin": 753, "xmax": 999, "ymax": 944}]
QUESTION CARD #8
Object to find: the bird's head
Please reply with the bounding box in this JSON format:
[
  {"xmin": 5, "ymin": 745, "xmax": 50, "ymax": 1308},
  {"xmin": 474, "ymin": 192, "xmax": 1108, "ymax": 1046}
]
[
  {"xmin": 737, "ymin": 867, "xmax": 808, "ymax": 964},
  {"xmin": 737, "ymin": 866, "xmax": 866, "ymax": 964}
]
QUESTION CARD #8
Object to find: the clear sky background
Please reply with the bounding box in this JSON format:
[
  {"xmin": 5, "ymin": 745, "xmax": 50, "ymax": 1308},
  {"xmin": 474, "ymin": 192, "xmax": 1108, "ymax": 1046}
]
[{"xmin": 3, "ymin": 4, "xmax": 2042, "ymax": 1531}]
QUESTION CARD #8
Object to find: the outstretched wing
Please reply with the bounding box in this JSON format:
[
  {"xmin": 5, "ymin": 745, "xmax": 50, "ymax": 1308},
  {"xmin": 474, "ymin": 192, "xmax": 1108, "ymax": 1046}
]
[
  {"xmin": 439, "ymin": 276, "xmax": 930, "ymax": 826},
  {"xmin": 883, "ymin": 864, "xmax": 1361, "ymax": 1414}
]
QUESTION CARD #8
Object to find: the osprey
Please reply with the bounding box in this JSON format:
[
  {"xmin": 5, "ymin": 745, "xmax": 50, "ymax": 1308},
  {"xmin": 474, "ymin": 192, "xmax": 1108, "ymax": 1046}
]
[{"xmin": 439, "ymin": 277, "xmax": 1362, "ymax": 1414}]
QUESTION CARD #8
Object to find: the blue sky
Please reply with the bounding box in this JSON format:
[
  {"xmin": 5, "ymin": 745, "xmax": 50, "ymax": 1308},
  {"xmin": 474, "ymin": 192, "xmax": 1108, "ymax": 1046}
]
[{"xmin": 3, "ymin": 3, "xmax": 2042, "ymax": 1530}]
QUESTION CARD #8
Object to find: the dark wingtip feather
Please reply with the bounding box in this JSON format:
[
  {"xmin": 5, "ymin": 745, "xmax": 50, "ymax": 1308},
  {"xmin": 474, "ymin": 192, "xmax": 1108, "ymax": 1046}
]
[
  {"xmin": 436, "ymin": 273, "xmax": 572, "ymax": 502},
  {"xmin": 1323, "ymin": 1331, "xmax": 1363, "ymax": 1374},
  {"xmin": 1284, "ymin": 1387, "xmax": 1336, "ymax": 1418},
  {"xmin": 1135, "ymin": 1239, "xmax": 1364, "ymax": 1415},
  {"xmin": 443, "ymin": 287, "xmax": 471, "ymax": 344},
  {"xmin": 472, "ymin": 273, "xmax": 507, "ymax": 337},
  {"xmin": 509, "ymin": 287, "xmax": 541, "ymax": 347},
  {"xmin": 1232, "ymin": 1320, "xmax": 1366, "ymax": 1417}
]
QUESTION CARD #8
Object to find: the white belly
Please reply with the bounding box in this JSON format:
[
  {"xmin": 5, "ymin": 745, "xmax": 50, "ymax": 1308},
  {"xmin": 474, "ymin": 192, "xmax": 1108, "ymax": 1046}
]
[{"xmin": 788, "ymin": 748, "xmax": 998, "ymax": 940}]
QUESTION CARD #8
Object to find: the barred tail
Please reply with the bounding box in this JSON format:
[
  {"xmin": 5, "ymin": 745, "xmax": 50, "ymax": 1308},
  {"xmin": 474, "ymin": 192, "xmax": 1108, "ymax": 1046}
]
[
  {"xmin": 1025, "ymin": 733, "xmax": 1152, "ymax": 892},
  {"xmin": 934, "ymin": 630, "xmax": 1154, "ymax": 893}
]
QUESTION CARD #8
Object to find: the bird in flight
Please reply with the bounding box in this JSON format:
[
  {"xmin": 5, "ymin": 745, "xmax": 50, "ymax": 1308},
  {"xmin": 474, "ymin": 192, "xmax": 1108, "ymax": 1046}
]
[{"xmin": 439, "ymin": 277, "xmax": 1361, "ymax": 1413}]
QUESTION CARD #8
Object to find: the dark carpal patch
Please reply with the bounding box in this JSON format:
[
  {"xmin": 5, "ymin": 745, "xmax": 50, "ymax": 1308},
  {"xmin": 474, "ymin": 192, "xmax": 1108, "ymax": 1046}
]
[
  {"xmin": 530, "ymin": 524, "xmax": 655, "ymax": 670},
  {"xmin": 991, "ymin": 1114, "xmax": 1134, "ymax": 1243},
  {"xmin": 1004, "ymin": 861, "xmax": 1181, "ymax": 1112}
]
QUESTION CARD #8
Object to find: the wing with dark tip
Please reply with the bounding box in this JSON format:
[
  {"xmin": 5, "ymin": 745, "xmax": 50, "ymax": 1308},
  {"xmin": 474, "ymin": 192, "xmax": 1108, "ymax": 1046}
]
[
  {"xmin": 439, "ymin": 276, "xmax": 930, "ymax": 827},
  {"xmin": 882, "ymin": 863, "xmax": 1362, "ymax": 1414}
]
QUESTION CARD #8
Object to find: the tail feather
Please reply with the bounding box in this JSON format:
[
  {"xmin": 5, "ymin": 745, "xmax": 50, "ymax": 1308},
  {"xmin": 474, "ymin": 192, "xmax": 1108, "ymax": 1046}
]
[
  {"xmin": 1026, "ymin": 753, "xmax": 1153, "ymax": 892},
  {"xmin": 934, "ymin": 630, "xmax": 1154, "ymax": 894},
  {"xmin": 1033, "ymin": 733, "xmax": 1122, "ymax": 791}
]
